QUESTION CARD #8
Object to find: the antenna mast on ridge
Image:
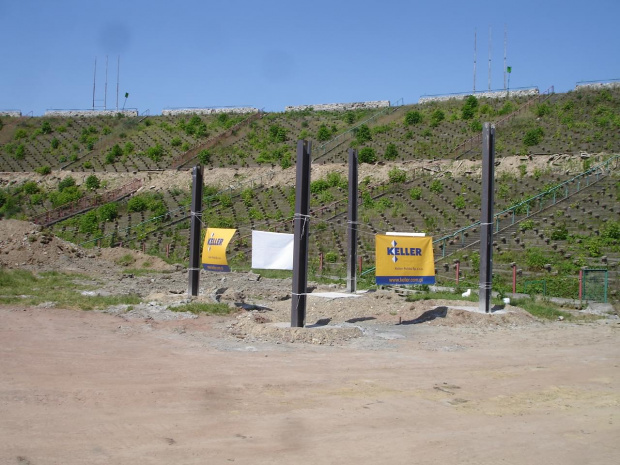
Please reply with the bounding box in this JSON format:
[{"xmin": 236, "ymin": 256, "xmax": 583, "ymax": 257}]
[
  {"xmin": 488, "ymin": 26, "xmax": 492, "ymax": 91},
  {"xmin": 473, "ymin": 29, "xmax": 477, "ymax": 93},
  {"xmin": 503, "ymin": 25, "xmax": 507, "ymax": 91}
]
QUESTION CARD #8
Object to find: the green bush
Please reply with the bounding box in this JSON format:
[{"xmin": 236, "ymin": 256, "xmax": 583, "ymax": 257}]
[
  {"xmin": 523, "ymin": 127, "xmax": 544, "ymax": 146},
  {"xmin": 358, "ymin": 147, "xmax": 376, "ymax": 164},
  {"xmin": 170, "ymin": 137, "xmax": 182, "ymax": 147},
  {"xmin": 14, "ymin": 129, "xmax": 28, "ymax": 140},
  {"xmin": 241, "ymin": 188, "xmax": 254, "ymax": 206},
  {"xmin": 430, "ymin": 109, "xmax": 445, "ymax": 127},
  {"xmin": 198, "ymin": 149, "xmax": 211, "ymax": 164},
  {"xmin": 324, "ymin": 252, "xmax": 338, "ymax": 263},
  {"xmin": 79, "ymin": 210, "xmax": 99, "ymax": 234},
  {"xmin": 14, "ymin": 144, "xmax": 25, "ymax": 160},
  {"xmin": 310, "ymin": 179, "xmax": 330, "ymax": 194},
  {"xmin": 355, "ymin": 124, "xmax": 372, "ymax": 144},
  {"xmin": 461, "ymin": 95, "xmax": 478, "ymax": 120},
  {"xmin": 549, "ymin": 224, "xmax": 568, "ymax": 240},
  {"xmin": 535, "ymin": 103, "xmax": 552, "ymax": 117},
  {"xmin": 85, "ymin": 175, "xmax": 100, "ymax": 190},
  {"xmin": 127, "ymin": 195, "xmax": 149, "ymax": 212},
  {"xmin": 146, "ymin": 143, "xmax": 164, "ymax": 162},
  {"xmin": 326, "ymin": 171, "xmax": 347, "ymax": 189},
  {"xmin": 317, "ymin": 124, "xmax": 331, "ymax": 141},
  {"xmin": 41, "ymin": 121, "xmax": 53, "ymax": 134},
  {"xmin": 470, "ymin": 120, "xmax": 483, "ymax": 132},
  {"xmin": 404, "ymin": 110, "xmax": 422, "ymax": 125},
  {"xmin": 409, "ymin": 187, "xmax": 422, "ymax": 200},
  {"xmin": 58, "ymin": 176, "xmax": 76, "ymax": 191},
  {"xmin": 35, "ymin": 165, "xmax": 51, "ymax": 175},
  {"xmin": 123, "ymin": 141, "xmax": 135, "ymax": 155},
  {"xmin": 50, "ymin": 137, "xmax": 60, "ymax": 149},
  {"xmin": 498, "ymin": 101, "xmax": 515, "ymax": 115},
  {"xmin": 388, "ymin": 168, "xmax": 406, "ymax": 184},
  {"xmin": 49, "ymin": 186, "xmax": 82, "ymax": 207},
  {"xmin": 429, "ymin": 179, "xmax": 443, "ymax": 194},
  {"xmin": 269, "ymin": 125, "xmax": 287, "ymax": 143},
  {"xmin": 23, "ymin": 181, "xmax": 39, "ymax": 195},
  {"xmin": 384, "ymin": 143, "xmax": 398, "ymax": 160},
  {"xmin": 454, "ymin": 195, "xmax": 466, "ymax": 209},
  {"xmin": 98, "ymin": 202, "xmax": 118, "ymax": 222}
]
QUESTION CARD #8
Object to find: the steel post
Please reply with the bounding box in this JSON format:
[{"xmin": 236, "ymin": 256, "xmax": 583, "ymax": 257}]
[
  {"xmin": 291, "ymin": 140, "xmax": 312, "ymax": 327},
  {"xmin": 188, "ymin": 165, "xmax": 203, "ymax": 296},
  {"xmin": 347, "ymin": 149, "xmax": 359, "ymax": 293},
  {"xmin": 479, "ymin": 123, "xmax": 495, "ymax": 313}
]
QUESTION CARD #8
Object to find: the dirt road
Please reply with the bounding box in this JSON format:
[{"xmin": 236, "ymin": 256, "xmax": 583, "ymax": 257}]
[{"xmin": 1, "ymin": 305, "xmax": 618, "ymax": 465}]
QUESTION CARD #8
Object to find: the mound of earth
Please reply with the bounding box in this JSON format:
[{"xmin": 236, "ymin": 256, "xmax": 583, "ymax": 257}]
[{"xmin": 0, "ymin": 219, "xmax": 175, "ymax": 274}]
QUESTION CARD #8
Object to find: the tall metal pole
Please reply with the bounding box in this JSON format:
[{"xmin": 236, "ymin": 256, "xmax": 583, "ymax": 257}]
[
  {"xmin": 116, "ymin": 56, "xmax": 120, "ymax": 111},
  {"xmin": 92, "ymin": 58, "xmax": 97, "ymax": 110},
  {"xmin": 188, "ymin": 165, "xmax": 203, "ymax": 296},
  {"xmin": 479, "ymin": 123, "xmax": 495, "ymax": 313},
  {"xmin": 488, "ymin": 26, "xmax": 492, "ymax": 91},
  {"xmin": 503, "ymin": 25, "xmax": 507, "ymax": 91},
  {"xmin": 104, "ymin": 55, "xmax": 108, "ymax": 111},
  {"xmin": 291, "ymin": 140, "xmax": 312, "ymax": 327},
  {"xmin": 473, "ymin": 28, "xmax": 477, "ymax": 93},
  {"xmin": 347, "ymin": 148, "xmax": 359, "ymax": 293}
]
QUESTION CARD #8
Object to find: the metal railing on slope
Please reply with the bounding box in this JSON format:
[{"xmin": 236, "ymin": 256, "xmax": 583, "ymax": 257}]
[
  {"xmin": 312, "ymin": 98, "xmax": 404, "ymax": 163},
  {"xmin": 361, "ymin": 153, "xmax": 619, "ymax": 276},
  {"xmin": 31, "ymin": 178, "xmax": 143, "ymax": 227},
  {"xmin": 170, "ymin": 111, "xmax": 264, "ymax": 170},
  {"xmin": 451, "ymin": 86, "xmax": 555, "ymax": 159}
]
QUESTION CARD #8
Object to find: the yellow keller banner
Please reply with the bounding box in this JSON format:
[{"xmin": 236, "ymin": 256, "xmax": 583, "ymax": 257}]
[
  {"xmin": 375, "ymin": 235, "xmax": 435, "ymax": 285},
  {"xmin": 202, "ymin": 228, "xmax": 236, "ymax": 272}
]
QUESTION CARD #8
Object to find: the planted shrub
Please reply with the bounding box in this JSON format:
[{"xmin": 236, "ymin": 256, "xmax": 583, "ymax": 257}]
[
  {"xmin": 58, "ymin": 176, "xmax": 76, "ymax": 191},
  {"xmin": 355, "ymin": 124, "xmax": 372, "ymax": 144},
  {"xmin": 409, "ymin": 187, "xmax": 422, "ymax": 200},
  {"xmin": 127, "ymin": 195, "xmax": 149, "ymax": 212},
  {"xmin": 454, "ymin": 195, "xmax": 466, "ymax": 209},
  {"xmin": 388, "ymin": 168, "xmax": 406, "ymax": 184},
  {"xmin": 358, "ymin": 147, "xmax": 376, "ymax": 164},
  {"xmin": 49, "ymin": 186, "xmax": 82, "ymax": 207},
  {"xmin": 198, "ymin": 149, "xmax": 211, "ymax": 164},
  {"xmin": 50, "ymin": 138, "xmax": 60, "ymax": 149},
  {"xmin": 98, "ymin": 202, "xmax": 118, "ymax": 222},
  {"xmin": 430, "ymin": 109, "xmax": 445, "ymax": 127},
  {"xmin": 34, "ymin": 165, "xmax": 51, "ymax": 175},
  {"xmin": 79, "ymin": 210, "xmax": 99, "ymax": 234},
  {"xmin": 384, "ymin": 143, "xmax": 398, "ymax": 160},
  {"xmin": 23, "ymin": 181, "xmax": 39, "ymax": 195},
  {"xmin": 317, "ymin": 124, "xmax": 331, "ymax": 141},
  {"xmin": 146, "ymin": 143, "xmax": 164, "ymax": 162},
  {"xmin": 461, "ymin": 95, "xmax": 478, "ymax": 120},
  {"xmin": 269, "ymin": 125, "xmax": 287, "ymax": 142},
  {"xmin": 429, "ymin": 179, "xmax": 443, "ymax": 194},
  {"xmin": 41, "ymin": 121, "xmax": 53, "ymax": 134},
  {"xmin": 404, "ymin": 110, "xmax": 422, "ymax": 125},
  {"xmin": 85, "ymin": 174, "xmax": 100, "ymax": 190},
  {"xmin": 523, "ymin": 127, "xmax": 544, "ymax": 146},
  {"xmin": 171, "ymin": 137, "xmax": 182, "ymax": 147},
  {"xmin": 14, "ymin": 144, "xmax": 25, "ymax": 160}
]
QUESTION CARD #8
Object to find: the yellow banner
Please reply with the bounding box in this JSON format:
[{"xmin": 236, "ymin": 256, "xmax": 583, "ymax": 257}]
[
  {"xmin": 375, "ymin": 235, "xmax": 435, "ymax": 285},
  {"xmin": 202, "ymin": 228, "xmax": 236, "ymax": 272}
]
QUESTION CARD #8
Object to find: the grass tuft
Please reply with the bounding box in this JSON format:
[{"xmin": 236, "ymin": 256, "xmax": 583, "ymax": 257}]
[{"xmin": 170, "ymin": 302, "xmax": 234, "ymax": 315}]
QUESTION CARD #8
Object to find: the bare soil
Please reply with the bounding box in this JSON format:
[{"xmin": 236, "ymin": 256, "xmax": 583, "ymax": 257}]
[{"xmin": 1, "ymin": 219, "xmax": 619, "ymax": 464}]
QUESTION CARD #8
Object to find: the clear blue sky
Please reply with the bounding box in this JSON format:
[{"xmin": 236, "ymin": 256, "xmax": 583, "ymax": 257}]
[{"xmin": 1, "ymin": 0, "xmax": 619, "ymax": 116}]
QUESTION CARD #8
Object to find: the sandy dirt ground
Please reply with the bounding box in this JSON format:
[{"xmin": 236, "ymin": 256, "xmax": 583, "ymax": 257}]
[{"xmin": 1, "ymin": 303, "xmax": 619, "ymax": 465}]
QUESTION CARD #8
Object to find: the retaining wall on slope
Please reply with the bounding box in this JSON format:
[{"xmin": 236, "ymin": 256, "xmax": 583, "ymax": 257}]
[
  {"xmin": 285, "ymin": 100, "xmax": 390, "ymax": 112},
  {"xmin": 575, "ymin": 81, "xmax": 620, "ymax": 91},
  {"xmin": 0, "ymin": 111, "xmax": 22, "ymax": 117},
  {"xmin": 44, "ymin": 109, "xmax": 139, "ymax": 118},
  {"xmin": 418, "ymin": 88, "xmax": 539, "ymax": 104},
  {"xmin": 162, "ymin": 107, "xmax": 259, "ymax": 116}
]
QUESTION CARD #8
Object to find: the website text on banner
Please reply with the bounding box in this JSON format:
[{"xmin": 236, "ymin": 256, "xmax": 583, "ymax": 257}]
[
  {"xmin": 375, "ymin": 235, "xmax": 435, "ymax": 285},
  {"xmin": 201, "ymin": 228, "xmax": 236, "ymax": 272}
]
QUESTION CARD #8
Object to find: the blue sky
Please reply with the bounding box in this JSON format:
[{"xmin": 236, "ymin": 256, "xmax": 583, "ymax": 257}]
[{"xmin": 1, "ymin": 0, "xmax": 619, "ymax": 116}]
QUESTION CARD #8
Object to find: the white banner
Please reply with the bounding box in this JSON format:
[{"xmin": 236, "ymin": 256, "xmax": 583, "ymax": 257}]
[{"xmin": 251, "ymin": 230, "xmax": 294, "ymax": 270}]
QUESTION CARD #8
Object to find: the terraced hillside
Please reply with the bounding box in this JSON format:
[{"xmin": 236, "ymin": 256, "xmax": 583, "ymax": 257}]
[{"xmin": 1, "ymin": 86, "xmax": 619, "ymax": 304}]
